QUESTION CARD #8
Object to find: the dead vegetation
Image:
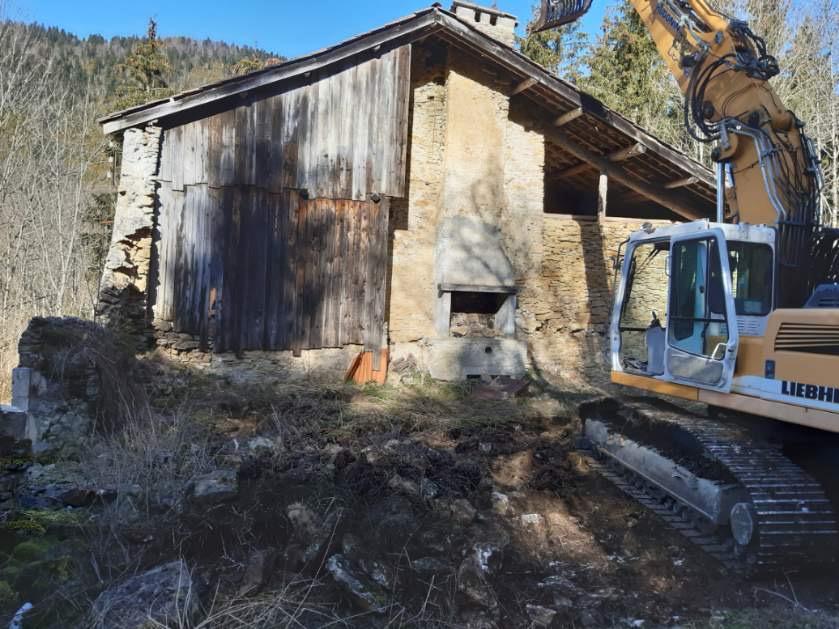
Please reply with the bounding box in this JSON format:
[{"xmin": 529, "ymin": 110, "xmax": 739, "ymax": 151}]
[{"xmin": 3, "ymin": 360, "xmax": 839, "ymax": 628}]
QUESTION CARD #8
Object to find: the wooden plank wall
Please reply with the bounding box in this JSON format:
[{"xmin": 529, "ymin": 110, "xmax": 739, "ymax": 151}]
[
  {"xmin": 153, "ymin": 45, "xmax": 409, "ymax": 353},
  {"xmin": 157, "ymin": 45, "xmax": 411, "ymax": 200}
]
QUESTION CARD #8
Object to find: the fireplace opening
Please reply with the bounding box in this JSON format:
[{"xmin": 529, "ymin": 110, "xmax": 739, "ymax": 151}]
[{"xmin": 450, "ymin": 291, "xmax": 507, "ymax": 338}]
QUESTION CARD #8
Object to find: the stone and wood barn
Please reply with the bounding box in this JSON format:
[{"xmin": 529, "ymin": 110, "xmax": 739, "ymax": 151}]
[{"xmin": 96, "ymin": 2, "xmax": 716, "ymax": 383}]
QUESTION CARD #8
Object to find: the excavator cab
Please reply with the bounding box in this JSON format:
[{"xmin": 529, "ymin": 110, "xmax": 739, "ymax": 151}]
[
  {"xmin": 530, "ymin": 0, "xmax": 594, "ymax": 33},
  {"xmin": 609, "ymin": 221, "xmax": 771, "ymax": 394}
]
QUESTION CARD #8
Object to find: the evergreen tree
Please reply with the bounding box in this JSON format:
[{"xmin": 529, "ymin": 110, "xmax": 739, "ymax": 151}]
[
  {"xmin": 112, "ymin": 19, "xmax": 173, "ymax": 110},
  {"xmin": 580, "ymin": 4, "xmax": 703, "ymax": 161},
  {"xmin": 518, "ymin": 3, "xmax": 587, "ymax": 83}
]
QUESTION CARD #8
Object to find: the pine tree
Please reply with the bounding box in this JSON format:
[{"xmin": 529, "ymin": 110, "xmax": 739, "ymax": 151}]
[
  {"xmin": 112, "ymin": 18, "xmax": 173, "ymax": 110},
  {"xmin": 581, "ymin": 4, "xmax": 703, "ymax": 161},
  {"xmin": 518, "ymin": 3, "xmax": 587, "ymax": 83}
]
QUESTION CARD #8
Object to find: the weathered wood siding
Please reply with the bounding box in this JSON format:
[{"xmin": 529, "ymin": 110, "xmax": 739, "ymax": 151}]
[
  {"xmin": 157, "ymin": 46, "xmax": 411, "ymax": 200},
  {"xmin": 153, "ymin": 45, "xmax": 409, "ymax": 352}
]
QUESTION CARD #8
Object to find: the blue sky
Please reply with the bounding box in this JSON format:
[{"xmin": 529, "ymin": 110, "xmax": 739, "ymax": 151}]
[{"xmin": 11, "ymin": 0, "xmax": 618, "ymax": 58}]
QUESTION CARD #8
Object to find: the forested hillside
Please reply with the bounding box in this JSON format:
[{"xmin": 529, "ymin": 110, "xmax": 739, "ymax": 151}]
[
  {"xmin": 520, "ymin": 0, "xmax": 839, "ymax": 226},
  {"xmin": 0, "ymin": 18, "xmax": 281, "ymax": 393}
]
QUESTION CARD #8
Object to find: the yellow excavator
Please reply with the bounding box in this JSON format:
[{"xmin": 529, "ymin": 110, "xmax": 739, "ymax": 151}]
[{"xmin": 533, "ymin": 1, "xmax": 839, "ymax": 570}]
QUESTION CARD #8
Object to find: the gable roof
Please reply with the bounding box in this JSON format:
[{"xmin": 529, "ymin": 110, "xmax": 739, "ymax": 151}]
[{"xmin": 99, "ymin": 4, "xmax": 716, "ymax": 218}]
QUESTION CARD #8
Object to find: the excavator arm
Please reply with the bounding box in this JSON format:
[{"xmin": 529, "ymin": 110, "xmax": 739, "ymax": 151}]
[{"xmin": 533, "ymin": 1, "xmax": 824, "ymax": 305}]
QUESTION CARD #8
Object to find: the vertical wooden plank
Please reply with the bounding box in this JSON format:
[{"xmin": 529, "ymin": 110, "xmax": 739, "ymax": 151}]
[
  {"xmin": 366, "ymin": 55, "xmax": 384, "ymax": 196},
  {"xmin": 282, "ymin": 191, "xmax": 299, "ymax": 351},
  {"xmin": 154, "ymin": 182, "xmax": 171, "ymax": 322},
  {"xmin": 374, "ymin": 51, "xmax": 392, "ymax": 195},
  {"xmin": 265, "ymin": 94, "xmax": 285, "ymax": 193},
  {"xmin": 296, "ymin": 85, "xmax": 315, "ymax": 195},
  {"xmin": 291, "ymin": 196, "xmax": 308, "ymax": 356},
  {"xmin": 351, "ymin": 61, "xmax": 370, "ymax": 201},
  {"xmin": 224, "ymin": 187, "xmax": 244, "ymax": 353},
  {"xmin": 392, "ymin": 45, "xmax": 412, "ymax": 198},
  {"xmin": 335, "ymin": 199, "xmax": 350, "ymax": 347},
  {"xmin": 324, "ymin": 200, "xmax": 342, "ymax": 347},
  {"xmin": 364, "ymin": 199, "xmax": 389, "ymax": 352},
  {"xmin": 280, "ymin": 88, "xmax": 301, "ymax": 191},
  {"xmin": 246, "ymin": 189, "xmax": 269, "ymax": 350},
  {"xmin": 335, "ymin": 66, "xmax": 353, "ymax": 199},
  {"xmin": 194, "ymin": 185, "xmax": 211, "ymax": 347},
  {"xmin": 372, "ymin": 197, "xmax": 390, "ymax": 351},
  {"xmin": 234, "ymin": 103, "xmax": 256, "ymax": 186},
  {"xmin": 158, "ymin": 128, "xmax": 173, "ymax": 183},
  {"xmin": 209, "ymin": 187, "xmax": 226, "ymax": 352},
  {"xmin": 171, "ymin": 125, "xmax": 185, "ymax": 191},
  {"xmin": 313, "ymin": 75, "xmax": 330, "ymax": 199},
  {"xmin": 262, "ymin": 190, "xmax": 283, "ymax": 349},
  {"xmin": 356, "ymin": 200, "xmax": 371, "ymax": 348},
  {"xmin": 308, "ymin": 199, "xmax": 325, "ymax": 349},
  {"xmin": 344, "ymin": 200, "xmax": 361, "ymax": 345},
  {"xmin": 181, "ymin": 121, "xmax": 195, "ymax": 188}
]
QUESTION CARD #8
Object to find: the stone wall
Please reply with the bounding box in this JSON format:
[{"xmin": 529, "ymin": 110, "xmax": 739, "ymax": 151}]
[
  {"xmin": 521, "ymin": 217, "xmax": 674, "ymax": 382},
  {"xmin": 96, "ymin": 125, "xmax": 162, "ymax": 348},
  {"xmin": 389, "ymin": 50, "xmax": 545, "ymax": 345},
  {"xmin": 389, "ymin": 45, "xmax": 448, "ymax": 343},
  {"xmin": 386, "ymin": 45, "xmax": 677, "ymax": 384},
  {"xmin": 10, "ymin": 318, "xmax": 146, "ymax": 453}
]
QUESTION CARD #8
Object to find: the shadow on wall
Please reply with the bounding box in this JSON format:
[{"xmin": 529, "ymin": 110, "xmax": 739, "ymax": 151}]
[{"xmin": 149, "ymin": 187, "xmax": 389, "ymax": 358}]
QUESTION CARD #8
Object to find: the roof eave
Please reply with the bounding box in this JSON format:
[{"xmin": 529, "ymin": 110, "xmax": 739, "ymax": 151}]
[{"xmin": 99, "ymin": 7, "xmax": 442, "ymax": 135}]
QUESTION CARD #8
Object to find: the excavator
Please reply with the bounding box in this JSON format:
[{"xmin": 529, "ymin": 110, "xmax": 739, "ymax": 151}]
[{"xmin": 532, "ymin": 1, "xmax": 839, "ymax": 571}]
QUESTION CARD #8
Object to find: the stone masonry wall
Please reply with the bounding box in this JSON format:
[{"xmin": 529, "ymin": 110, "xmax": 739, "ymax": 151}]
[
  {"xmin": 389, "ymin": 50, "xmax": 545, "ymax": 345},
  {"xmin": 521, "ymin": 217, "xmax": 674, "ymax": 382},
  {"xmin": 389, "ymin": 46, "xmax": 449, "ymax": 343},
  {"xmin": 96, "ymin": 125, "xmax": 162, "ymax": 348}
]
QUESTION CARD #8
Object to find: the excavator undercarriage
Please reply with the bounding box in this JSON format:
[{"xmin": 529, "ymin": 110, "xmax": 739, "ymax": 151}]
[{"xmin": 580, "ymin": 399, "xmax": 839, "ymax": 573}]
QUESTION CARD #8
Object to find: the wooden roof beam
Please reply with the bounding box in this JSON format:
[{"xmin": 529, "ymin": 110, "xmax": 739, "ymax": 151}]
[
  {"xmin": 553, "ymin": 107, "xmax": 583, "ymax": 127},
  {"xmin": 609, "ymin": 142, "xmax": 647, "ymax": 162},
  {"xmin": 510, "ymin": 77, "xmax": 538, "ymax": 96},
  {"xmin": 664, "ymin": 175, "xmax": 699, "ymax": 189},
  {"xmin": 546, "ymin": 126, "xmax": 706, "ymax": 220},
  {"xmin": 554, "ymin": 142, "xmax": 648, "ymax": 179}
]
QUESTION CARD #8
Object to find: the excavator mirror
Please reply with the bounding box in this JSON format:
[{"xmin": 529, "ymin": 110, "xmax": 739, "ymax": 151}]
[{"xmin": 530, "ymin": 0, "xmax": 594, "ymax": 33}]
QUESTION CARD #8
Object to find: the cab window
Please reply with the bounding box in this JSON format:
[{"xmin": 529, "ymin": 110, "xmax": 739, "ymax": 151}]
[{"xmin": 728, "ymin": 242, "xmax": 773, "ymax": 315}]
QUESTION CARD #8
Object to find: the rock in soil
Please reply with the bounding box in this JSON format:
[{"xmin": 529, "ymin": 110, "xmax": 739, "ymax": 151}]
[
  {"xmin": 326, "ymin": 554, "xmax": 389, "ymax": 613},
  {"xmin": 91, "ymin": 560, "xmax": 201, "ymax": 629},
  {"xmin": 457, "ymin": 553, "xmax": 499, "ymax": 611},
  {"xmin": 411, "ymin": 556, "xmax": 450, "ymax": 576},
  {"xmin": 527, "ymin": 603, "xmax": 558, "ymax": 627},
  {"xmin": 189, "ymin": 469, "xmax": 238, "ymax": 505},
  {"xmin": 238, "ymin": 548, "xmax": 277, "ymax": 595}
]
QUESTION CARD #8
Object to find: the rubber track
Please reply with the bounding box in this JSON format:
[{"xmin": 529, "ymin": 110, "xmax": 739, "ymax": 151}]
[{"xmin": 583, "ymin": 401, "xmax": 839, "ymax": 573}]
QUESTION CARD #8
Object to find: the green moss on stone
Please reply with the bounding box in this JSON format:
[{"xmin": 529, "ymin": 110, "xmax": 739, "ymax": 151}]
[{"xmin": 11, "ymin": 539, "xmax": 51, "ymax": 562}]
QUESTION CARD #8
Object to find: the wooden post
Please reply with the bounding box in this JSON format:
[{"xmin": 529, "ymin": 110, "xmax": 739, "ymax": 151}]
[{"xmin": 598, "ymin": 172, "xmax": 608, "ymax": 218}]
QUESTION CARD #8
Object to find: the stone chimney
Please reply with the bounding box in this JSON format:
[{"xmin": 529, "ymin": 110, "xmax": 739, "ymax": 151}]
[{"xmin": 450, "ymin": 2, "xmax": 518, "ymax": 47}]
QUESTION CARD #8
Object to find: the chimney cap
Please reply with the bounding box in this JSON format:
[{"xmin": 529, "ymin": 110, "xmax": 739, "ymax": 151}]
[{"xmin": 449, "ymin": 1, "xmax": 517, "ymax": 21}]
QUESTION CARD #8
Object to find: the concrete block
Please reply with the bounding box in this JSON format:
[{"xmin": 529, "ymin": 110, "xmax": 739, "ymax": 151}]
[
  {"xmin": 0, "ymin": 405, "xmax": 28, "ymax": 440},
  {"xmin": 426, "ymin": 337, "xmax": 527, "ymax": 381},
  {"xmin": 11, "ymin": 367, "xmax": 31, "ymax": 411}
]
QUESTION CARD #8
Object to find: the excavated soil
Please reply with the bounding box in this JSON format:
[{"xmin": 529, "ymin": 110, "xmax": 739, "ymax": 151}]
[{"xmin": 5, "ymin": 371, "xmax": 839, "ymax": 628}]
